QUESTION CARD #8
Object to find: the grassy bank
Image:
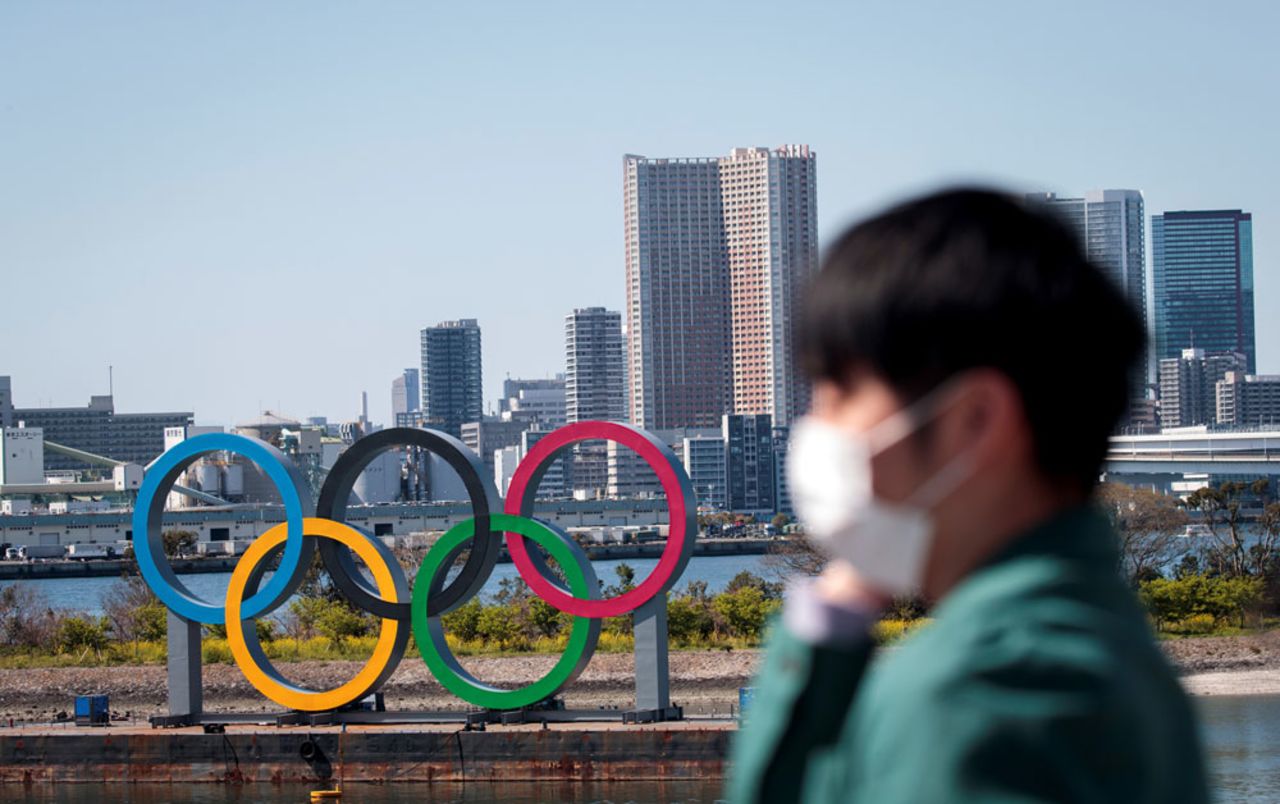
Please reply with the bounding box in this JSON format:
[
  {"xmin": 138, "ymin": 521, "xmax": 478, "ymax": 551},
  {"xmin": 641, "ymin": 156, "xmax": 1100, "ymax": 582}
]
[{"xmin": 0, "ymin": 618, "xmax": 929, "ymax": 670}]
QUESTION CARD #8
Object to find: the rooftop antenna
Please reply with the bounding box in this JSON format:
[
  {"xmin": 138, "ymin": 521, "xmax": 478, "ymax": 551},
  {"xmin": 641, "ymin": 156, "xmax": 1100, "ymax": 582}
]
[{"xmin": 108, "ymin": 365, "xmax": 114, "ymax": 398}]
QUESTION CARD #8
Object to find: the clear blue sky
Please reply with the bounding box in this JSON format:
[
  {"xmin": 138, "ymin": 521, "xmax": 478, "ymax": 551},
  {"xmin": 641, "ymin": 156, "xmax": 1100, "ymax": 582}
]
[{"xmin": 2, "ymin": 1, "xmax": 1276, "ymax": 427}]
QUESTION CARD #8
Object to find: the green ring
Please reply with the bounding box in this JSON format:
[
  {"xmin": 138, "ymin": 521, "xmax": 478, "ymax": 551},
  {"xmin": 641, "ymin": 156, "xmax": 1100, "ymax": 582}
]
[{"xmin": 412, "ymin": 513, "xmax": 600, "ymax": 710}]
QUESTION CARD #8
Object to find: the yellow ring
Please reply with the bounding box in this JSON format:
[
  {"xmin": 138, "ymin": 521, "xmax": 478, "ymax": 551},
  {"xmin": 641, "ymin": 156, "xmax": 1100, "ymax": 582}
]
[{"xmin": 225, "ymin": 517, "xmax": 403, "ymax": 712}]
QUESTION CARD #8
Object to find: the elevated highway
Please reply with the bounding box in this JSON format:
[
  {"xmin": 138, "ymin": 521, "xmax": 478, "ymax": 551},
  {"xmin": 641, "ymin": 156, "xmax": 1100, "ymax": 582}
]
[{"xmin": 1106, "ymin": 429, "xmax": 1280, "ymax": 477}]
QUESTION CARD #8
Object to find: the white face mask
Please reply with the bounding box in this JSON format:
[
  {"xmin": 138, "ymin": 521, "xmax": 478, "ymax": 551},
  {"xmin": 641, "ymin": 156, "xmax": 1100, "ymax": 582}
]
[{"xmin": 786, "ymin": 387, "xmax": 977, "ymax": 596}]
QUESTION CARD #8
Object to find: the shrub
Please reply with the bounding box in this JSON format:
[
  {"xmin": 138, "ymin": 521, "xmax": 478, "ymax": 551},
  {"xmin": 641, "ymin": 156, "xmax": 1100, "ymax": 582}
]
[
  {"xmin": 58, "ymin": 616, "xmax": 110, "ymax": 655},
  {"xmin": 1169, "ymin": 613, "xmax": 1220, "ymax": 636},
  {"xmin": 135, "ymin": 603, "xmax": 170, "ymax": 643},
  {"xmin": 476, "ymin": 604, "xmax": 523, "ymax": 648},
  {"xmin": 596, "ymin": 631, "xmax": 634, "ymax": 653},
  {"xmin": 103, "ymin": 576, "xmax": 167, "ymax": 643},
  {"xmin": 441, "ymin": 599, "xmax": 483, "ymax": 642},
  {"xmin": 712, "ymin": 586, "xmax": 780, "ymax": 640},
  {"xmin": 0, "ymin": 583, "xmax": 58, "ymax": 649},
  {"xmin": 1140, "ymin": 574, "xmax": 1264, "ymax": 630},
  {"xmin": 107, "ymin": 639, "xmax": 166, "ymax": 664},
  {"xmin": 667, "ymin": 594, "xmax": 715, "ymax": 644},
  {"xmin": 524, "ymin": 598, "xmax": 566, "ymax": 639},
  {"xmin": 315, "ymin": 602, "xmax": 371, "ymax": 642},
  {"xmin": 277, "ymin": 596, "xmax": 372, "ymax": 642},
  {"xmin": 202, "ymin": 638, "xmax": 233, "ymax": 664}
]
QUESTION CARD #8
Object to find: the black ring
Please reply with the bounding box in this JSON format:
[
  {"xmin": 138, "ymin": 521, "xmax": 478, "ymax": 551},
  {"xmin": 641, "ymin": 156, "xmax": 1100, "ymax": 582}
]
[{"xmin": 316, "ymin": 427, "xmax": 501, "ymax": 619}]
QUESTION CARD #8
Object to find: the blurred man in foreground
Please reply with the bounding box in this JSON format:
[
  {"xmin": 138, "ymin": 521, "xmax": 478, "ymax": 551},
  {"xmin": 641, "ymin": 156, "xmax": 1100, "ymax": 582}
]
[{"xmin": 729, "ymin": 189, "xmax": 1208, "ymax": 803}]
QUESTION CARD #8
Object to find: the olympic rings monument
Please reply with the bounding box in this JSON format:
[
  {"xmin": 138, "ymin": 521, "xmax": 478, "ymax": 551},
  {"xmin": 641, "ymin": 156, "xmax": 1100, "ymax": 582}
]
[{"xmin": 135, "ymin": 421, "xmax": 695, "ymax": 727}]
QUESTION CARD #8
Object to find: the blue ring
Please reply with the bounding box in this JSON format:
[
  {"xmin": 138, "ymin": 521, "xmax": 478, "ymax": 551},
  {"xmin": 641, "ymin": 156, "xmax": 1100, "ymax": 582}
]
[{"xmin": 131, "ymin": 432, "xmax": 310, "ymax": 624}]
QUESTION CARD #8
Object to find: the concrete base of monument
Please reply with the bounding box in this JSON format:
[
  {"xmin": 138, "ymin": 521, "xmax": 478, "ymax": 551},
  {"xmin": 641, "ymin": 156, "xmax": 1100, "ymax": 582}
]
[{"xmin": 0, "ymin": 720, "xmax": 735, "ymax": 784}]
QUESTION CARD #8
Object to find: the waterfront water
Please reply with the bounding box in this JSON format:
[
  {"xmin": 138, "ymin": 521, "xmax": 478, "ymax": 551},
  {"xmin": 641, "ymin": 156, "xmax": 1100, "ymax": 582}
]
[
  {"xmin": 6, "ymin": 779, "xmax": 727, "ymax": 802},
  {"xmin": 4, "ymin": 696, "xmax": 1280, "ymax": 801},
  {"xmin": 0, "ymin": 553, "xmax": 775, "ymax": 616},
  {"xmin": 8, "ymin": 561, "xmax": 1280, "ymax": 800},
  {"xmin": 1197, "ymin": 694, "xmax": 1280, "ymax": 802}
]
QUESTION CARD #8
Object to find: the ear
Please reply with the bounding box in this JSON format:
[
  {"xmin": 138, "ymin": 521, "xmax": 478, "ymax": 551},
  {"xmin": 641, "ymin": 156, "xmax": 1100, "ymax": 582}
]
[{"xmin": 943, "ymin": 369, "xmax": 1028, "ymax": 470}]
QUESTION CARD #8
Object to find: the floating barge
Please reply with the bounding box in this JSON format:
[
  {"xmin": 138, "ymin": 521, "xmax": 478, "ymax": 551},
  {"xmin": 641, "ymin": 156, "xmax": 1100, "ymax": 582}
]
[{"xmin": 0, "ymin": 720, "xmax": 733, "ymax": 784}]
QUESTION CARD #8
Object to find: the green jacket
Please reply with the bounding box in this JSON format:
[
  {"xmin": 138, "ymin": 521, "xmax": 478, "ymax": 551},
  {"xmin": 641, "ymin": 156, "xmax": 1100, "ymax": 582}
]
[{"xmin": 729, "ymin": 504, "xmax": 1208, "ymax": 803}]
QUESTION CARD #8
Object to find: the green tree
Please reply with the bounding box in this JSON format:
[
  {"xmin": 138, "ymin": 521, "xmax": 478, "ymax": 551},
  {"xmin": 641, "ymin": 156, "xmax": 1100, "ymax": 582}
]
[
  {"xmin": 1184, "ymin": 479, "xmax": 1270, "ymax": 578},
  {"xmin": 161, "ymin": 529, "xmax": 197, "ymax": 558},
  {"xmin": 1241, "ymin": 502, "xmax": 1280, "ymax": 614},
  {"xmin": 609, "ymin": 563, "xmax": 637, "ymax": 595},
  {"xmin": 725, "ymin": 570, "xmax": 783, "ymax": 600}
]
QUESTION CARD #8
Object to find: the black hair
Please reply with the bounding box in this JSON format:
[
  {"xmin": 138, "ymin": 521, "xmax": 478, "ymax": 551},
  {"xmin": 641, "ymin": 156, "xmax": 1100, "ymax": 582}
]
[{"xmin": 800, "ymin": 187, "xmax": 1144, "ymax": 493}]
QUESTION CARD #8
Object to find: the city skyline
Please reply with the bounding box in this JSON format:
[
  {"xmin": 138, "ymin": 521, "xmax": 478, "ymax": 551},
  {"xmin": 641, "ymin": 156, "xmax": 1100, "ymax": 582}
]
[{"xmin": 3, "ymin": 3, "xmax": 1276, "ymax": 426}]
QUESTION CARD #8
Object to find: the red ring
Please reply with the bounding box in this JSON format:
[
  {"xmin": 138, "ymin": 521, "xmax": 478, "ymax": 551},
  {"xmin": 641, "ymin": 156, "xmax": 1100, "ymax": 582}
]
[{"xmin": 504, "ymin": 421, "xmax": 692, "ymax": 618}]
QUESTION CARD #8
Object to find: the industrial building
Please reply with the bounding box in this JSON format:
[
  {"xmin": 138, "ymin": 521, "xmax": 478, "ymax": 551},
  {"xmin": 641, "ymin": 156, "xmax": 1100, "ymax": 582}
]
[{"xmin": 1, "ymin": 376, "xmax": 192, "ymax": 471}]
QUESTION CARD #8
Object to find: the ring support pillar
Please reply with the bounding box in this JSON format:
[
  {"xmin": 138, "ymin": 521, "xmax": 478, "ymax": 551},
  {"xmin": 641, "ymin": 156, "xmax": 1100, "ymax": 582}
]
[
  {"xmin": 633, "ymin": 595, "xmax": 670, "ymax": 712},
  {"xmin": 167, "ymin": 610, "xmax": 202, "ymax": 719}
]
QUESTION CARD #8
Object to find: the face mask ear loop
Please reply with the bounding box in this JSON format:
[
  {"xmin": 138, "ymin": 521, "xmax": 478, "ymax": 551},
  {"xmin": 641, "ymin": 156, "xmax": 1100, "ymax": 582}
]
[{"xmin": 864, "ymin": 376, "xmax": 966, "ymax": 455}]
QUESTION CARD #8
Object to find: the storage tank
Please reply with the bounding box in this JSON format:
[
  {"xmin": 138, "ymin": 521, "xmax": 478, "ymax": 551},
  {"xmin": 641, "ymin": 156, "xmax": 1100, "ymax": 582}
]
[
  {"xmin": 350, "ymin": 451, "xmax": 402, "ymax": 505},
  {"xmin": 195, "ymin": 464, "xmax": 221, "ymax": 496},
  {"xmin": 221, "ymin": 463, "xmax": 244, "ymax": 496}
]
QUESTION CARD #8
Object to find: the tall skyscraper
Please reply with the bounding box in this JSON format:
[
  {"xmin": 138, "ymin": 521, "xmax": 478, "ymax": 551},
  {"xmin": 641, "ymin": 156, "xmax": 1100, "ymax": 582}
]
[
  {"xmin": 1026, "ymin": 190, "xmax": 1148, "ymax": 393},
  {"xmin": 624, "ymin": 153, "xmax": 729, "ymax": 431},
  {"xmin": 722, "ymin": 146, "xmax": 820, "ymax": 428},
  {"xmin": 564, "ymin": 307, "xmax": 624, "ymax": 499},
  {"xmin": 624, "ymin": 145, "xmax": 817, "ymax": 431},
  {"xmin": 391, "ymin": 368, "xmax": 420, "ymax": 423},
  {"xmin": 419, "ymin": 319, "xmax": 482, "ymax": 438},
  {"xmin": 565, "ymin": 307, "xmax": 625, "ymax": 424},
  {"xmin": 1152, "ymin": 210, "xmax": 1256, "ymax": 372}
]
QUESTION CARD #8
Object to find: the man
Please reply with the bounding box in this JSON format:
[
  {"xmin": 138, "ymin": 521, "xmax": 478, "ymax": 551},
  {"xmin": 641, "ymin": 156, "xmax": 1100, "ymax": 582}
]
[{"xmin": 729, "ymin": 189, "xmax": 1208, "ymax": 803}]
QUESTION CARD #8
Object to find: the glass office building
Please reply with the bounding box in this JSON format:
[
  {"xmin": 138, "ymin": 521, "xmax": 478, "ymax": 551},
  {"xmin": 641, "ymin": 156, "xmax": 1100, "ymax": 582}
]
[
  {"xmin": 1027, "ymin": 190, "xmax": 1148, "ymax": 394},
  {"xmin": 419, "ymin": 319, "xmax": 483, "ymax": 438},
  {"xmin": 1152, "ymin": 210, "xmax": 1255, "ymax": 373}
]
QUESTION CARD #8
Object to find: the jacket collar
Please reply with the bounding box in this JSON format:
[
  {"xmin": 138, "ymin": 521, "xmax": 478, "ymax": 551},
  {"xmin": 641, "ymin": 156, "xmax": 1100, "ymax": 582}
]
[
  {"xmin": 932, "ymin": 502, "xmax": 1121, "ymax": 616},
  {"xmin": 979, "ymin": 502, "xmax": 1120, "ymax": 571}
]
